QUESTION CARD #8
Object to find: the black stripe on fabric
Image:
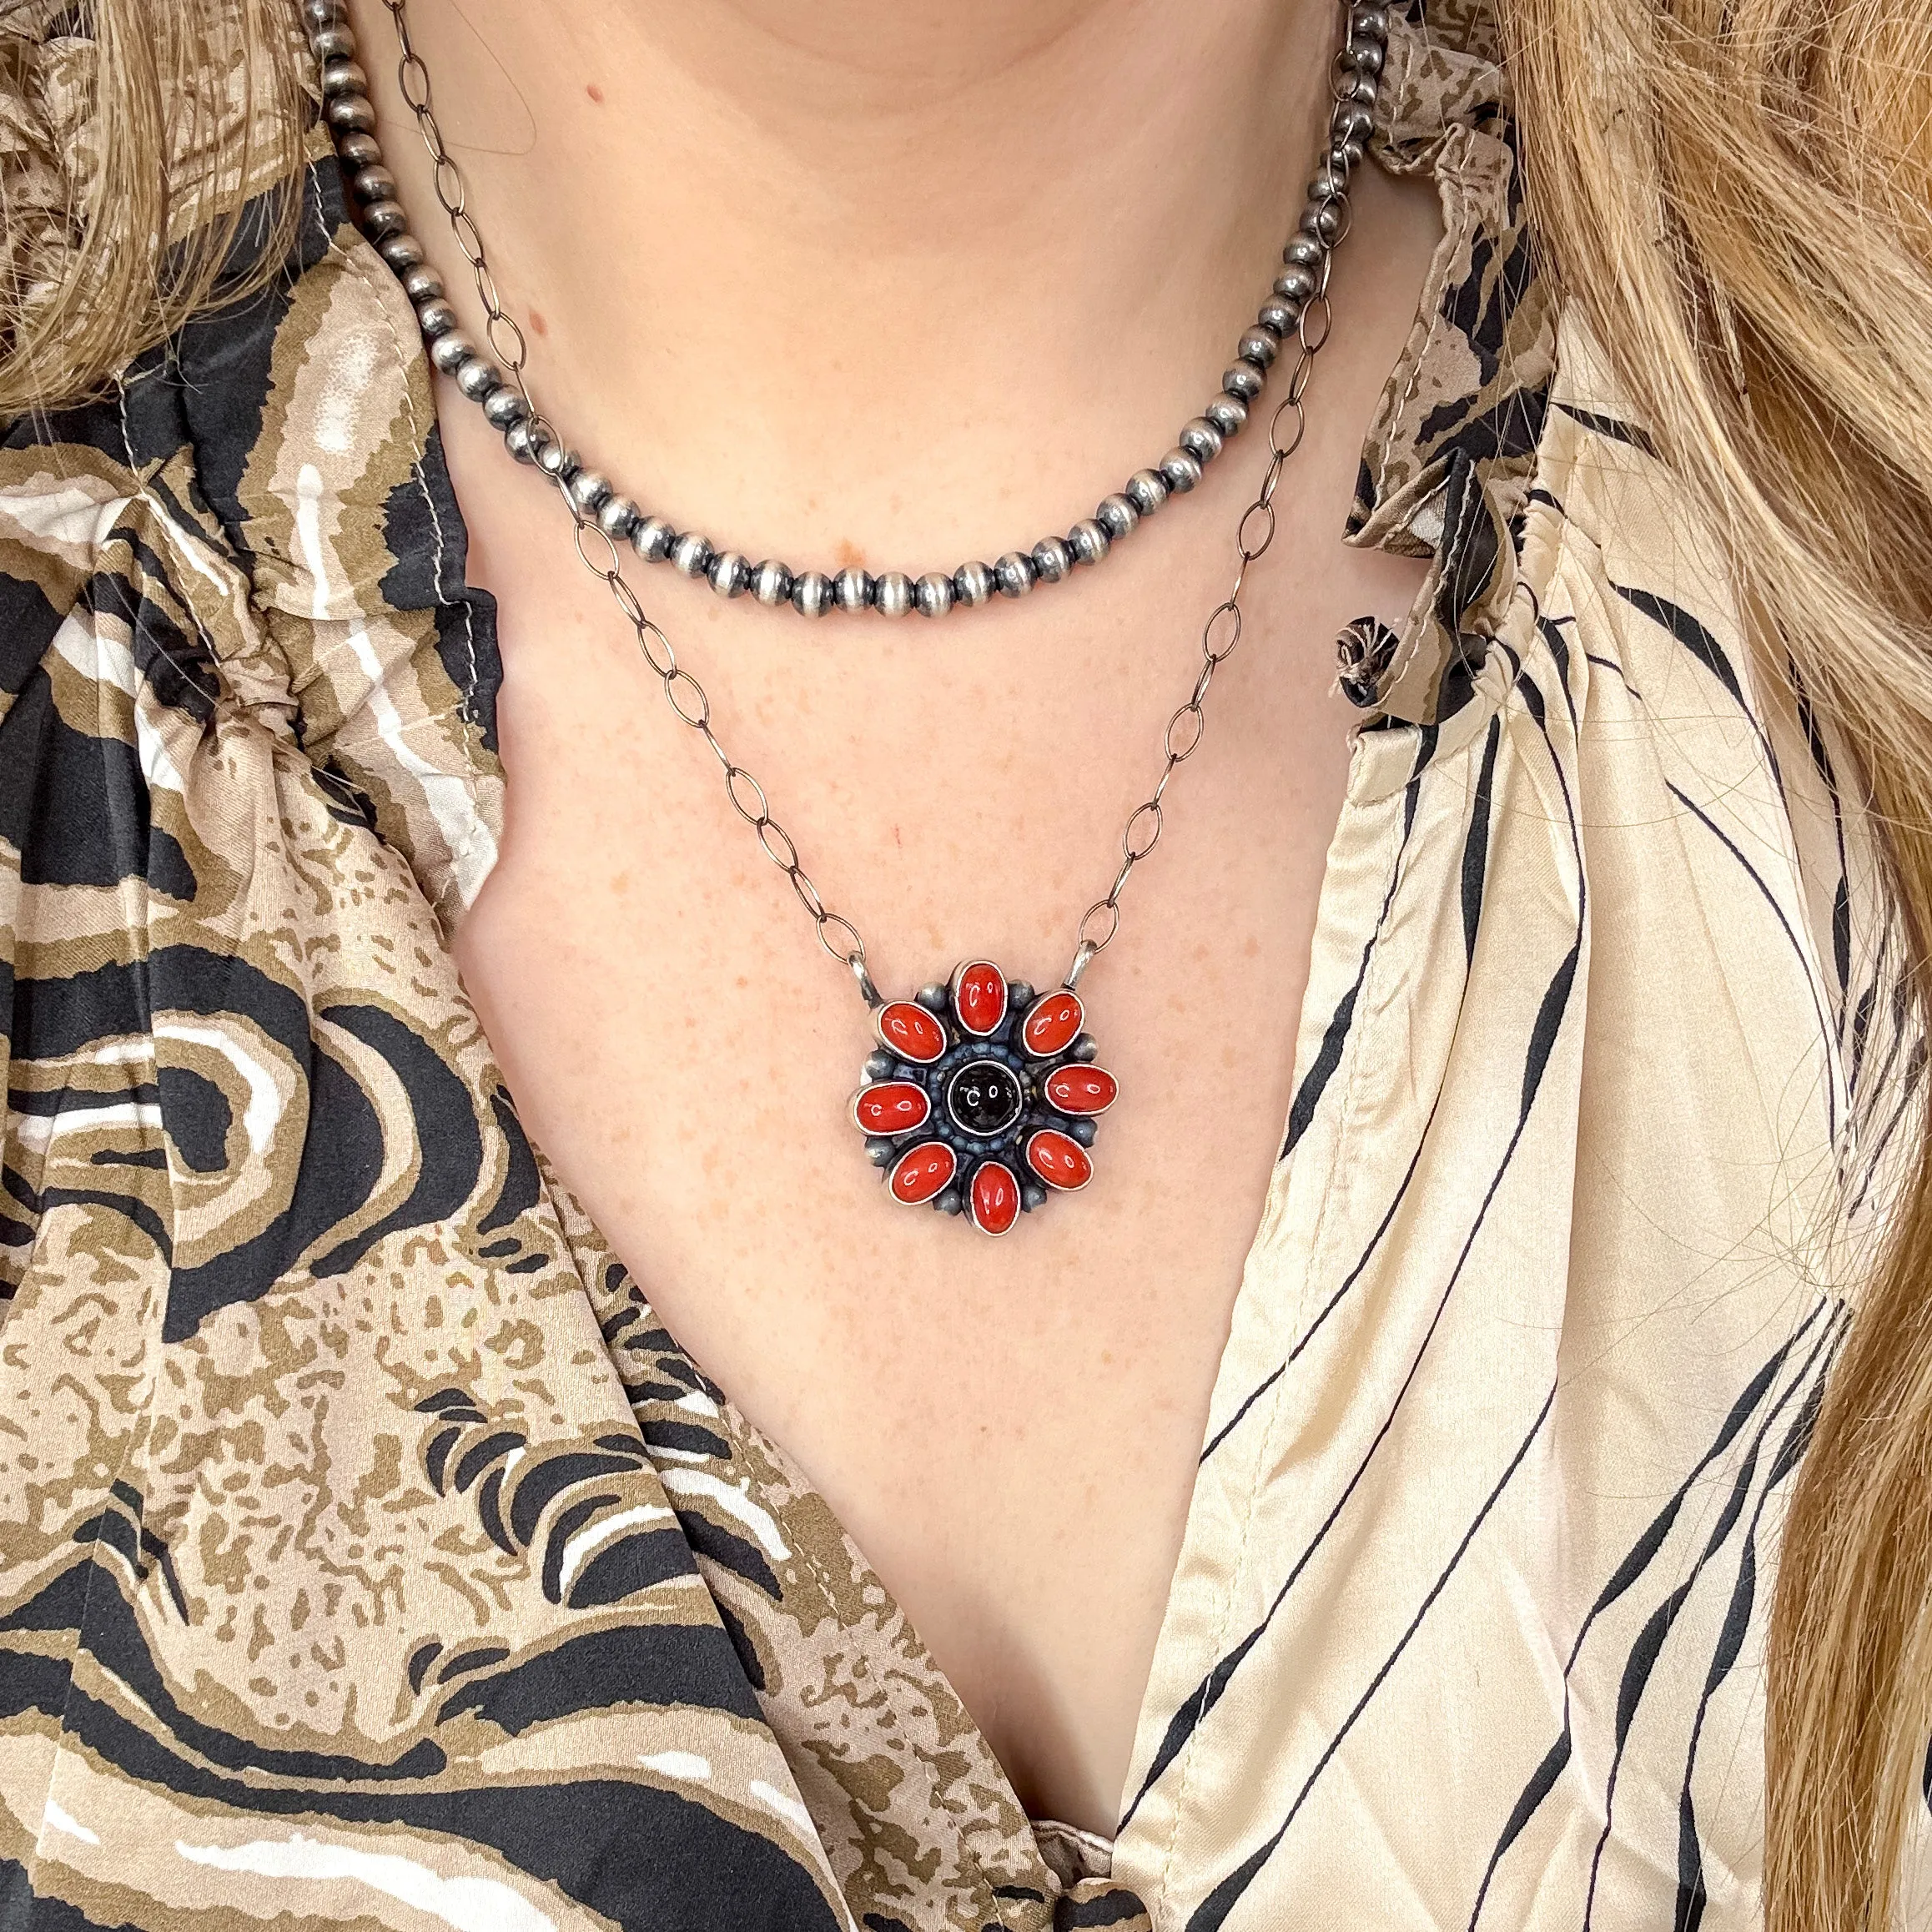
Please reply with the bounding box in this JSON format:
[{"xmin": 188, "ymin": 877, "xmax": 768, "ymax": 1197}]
[
  {"xmin": 1130, "ymin": 933, "xmax": 1579, "ymax": 1825},
  {"xmin": 1281, "ymin": 724, "xmax": 1441, "ymax": 1160},
  {"xmin": 0, "ymin": 1858, "xmax": 145, "ymax": 1932},
  {"xmin": 0, "ymin": 1654, "xmax": 836, "ymax": 1931},
  {"xmin": 1665, "ymin": 780, "xmax": 1839, "ymax": 1150},
  {"xmin": 1135, "ymin": 658, "xmax": 1590, "ymax": 1828},
  {"xmin": 1537, "ymin": 613, "xmax": 1578, "ymax": 737},
  {"xmin": 1461, "ymin": 717, "xmax": 1502, "ymax": 966},
  {"xmin": 1849, "ymin": 961, "xmax": 1912, "ymax": 1153},
  {"xmin": 1200, "ymin": 1089, "xmax": 1443, "ymax": 1469},
  {"xmin": 1554, "ymin": 402, "xmax": 1659, "ymax": 457},
  {"xmin": 1184, "ymin": 1384, "xmax": 1560, "ymax": 1932},
  {"xmin": 1054, "ymin": 1892, "xmax": 1150, "ymax": 1927},
  {"xmin": 1583, "ymin": 654, "xmax": 1643, "ymax": 702},
  {"xmin": 1609, "ymin": 581, "xmax": 1785, "ymax": 801},
  {"xmin": 1848, "ymin": 1035, "xmax": 1929, "ymax": 1223},
  {"xmin": 1466, "ymin": 1296, "xmax": 1837, "ymax": 1929},
  {"xmin": 1671, "ymin": 1358, "xmax": 1830, "ymax": 1932},
  {"xmin": 1790, "ymin": 664, "xmax": 1853, "ymax": 1005},
  {"xmin": 1582, "ymin": 1319, "xmax": 1839, "ymax": 1931}
]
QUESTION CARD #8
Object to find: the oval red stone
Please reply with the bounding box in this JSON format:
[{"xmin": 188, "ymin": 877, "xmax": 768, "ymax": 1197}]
[
  {"xmin": 1044, "ymin": 1064, "xmax": 1117, "ymax": 1116},
  {"xmin": 853, "ymin": 1081, "xmax": 931, "ymax": 1135},
  {"xmin": 889, "ymin": 1140, "xmax": 957, "ymax": 1205},
  {"xmin": 876, "ymin": 1000, "xmax": 946, "ymax": 1064},
  {"xmin": 952, "ymin": 960, "xmax": 1007, "ymax": 1037},
  {"xmin": 1020, "ymin": 989, "xmax": 1084, "ymax": 1058},
  {"xmin": 969, "ymin": 1160, "xmax": 1020, "ymax": 1235},
  {"xmin": 1025, "ymin": 1129, "xmax": 1092, "ymax": 1192}
]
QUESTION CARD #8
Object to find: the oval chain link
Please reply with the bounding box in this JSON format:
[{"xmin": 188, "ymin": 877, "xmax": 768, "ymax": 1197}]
[
  {"xmin": 378, "ymin": 0, "xmax": 878, "ymax": 999},
  {"xmin": 1067, "ymin": 236, "xmax": 1340, "ymax": 986},
  {"xmin": 378, "ymin": 0, "xmax": 1350, "ymax": 1007}
]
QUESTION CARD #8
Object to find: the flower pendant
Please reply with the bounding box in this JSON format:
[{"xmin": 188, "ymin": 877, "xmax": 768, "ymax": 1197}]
[{"xmin": 849, "ymin": 960, "xmax": 1117, "ymax": 1235}]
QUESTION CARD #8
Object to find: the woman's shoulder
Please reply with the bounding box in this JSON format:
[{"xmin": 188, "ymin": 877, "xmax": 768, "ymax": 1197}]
[{"xmin": 0, "ymin": 0, "xmax": 501, "ymax": 932}]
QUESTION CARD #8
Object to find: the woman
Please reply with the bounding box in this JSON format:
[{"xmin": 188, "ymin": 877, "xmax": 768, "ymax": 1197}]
[{"xmin": 1, "ymin": 0, "xmax": 1927, "ymax": 1923}]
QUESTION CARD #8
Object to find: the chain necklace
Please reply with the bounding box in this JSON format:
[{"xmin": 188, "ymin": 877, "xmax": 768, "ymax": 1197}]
[{"xmin": 301, "ymin": 0, "xmax": 1385, "ymax": 1235}]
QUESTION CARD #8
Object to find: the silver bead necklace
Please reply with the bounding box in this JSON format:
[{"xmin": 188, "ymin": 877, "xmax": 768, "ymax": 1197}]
[
  {"xmin": 303, "ymin": 0, "xmax": 1384, "ymax": 1235},
  {"xmin": 310, "ymin": 0, "xmax": 1386, "ymax": 618}
]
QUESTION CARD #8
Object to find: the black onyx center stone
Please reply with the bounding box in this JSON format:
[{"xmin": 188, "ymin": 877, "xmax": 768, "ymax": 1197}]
[{"xmin": 945, "ymin": 1059, "xmax": 1023, "ymax": 1138}]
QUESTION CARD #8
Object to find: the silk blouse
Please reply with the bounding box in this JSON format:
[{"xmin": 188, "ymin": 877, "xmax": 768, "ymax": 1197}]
[{"xmin": 2, "ymin": 0, "xmax": 1928, "ymax": 1926}]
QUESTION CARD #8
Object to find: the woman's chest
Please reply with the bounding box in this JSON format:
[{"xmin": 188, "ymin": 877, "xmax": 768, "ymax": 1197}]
[{"xmin": 442, "ymin": 493, "xmax": 1416, "ymax": 1827}]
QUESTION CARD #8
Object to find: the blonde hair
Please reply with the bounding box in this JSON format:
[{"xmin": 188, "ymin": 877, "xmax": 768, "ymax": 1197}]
[
  {"xmin": 5, "ymin": 1, "xmax": 1930, "ymax": 1923},
  {"xmin": 1495, "ymin": 0, "xmax": 1932, "ymax": 1920}
]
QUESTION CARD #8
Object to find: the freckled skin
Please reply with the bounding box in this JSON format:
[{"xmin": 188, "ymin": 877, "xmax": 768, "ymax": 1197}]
[{"xmin": 362, "ymin": 0, "xmax": 1444, "ymax": 1835}]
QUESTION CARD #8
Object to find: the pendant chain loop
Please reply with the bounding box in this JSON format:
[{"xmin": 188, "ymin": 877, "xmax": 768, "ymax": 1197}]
[{"xmin": 371, "ymin": 0, "xmax": 1359, "ymax": 1004}]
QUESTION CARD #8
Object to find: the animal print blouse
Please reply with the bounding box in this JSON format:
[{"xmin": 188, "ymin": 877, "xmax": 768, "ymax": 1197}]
[{"xmin": 2, "ymin": 0, "xmax": 1927, "ymax": 1928}]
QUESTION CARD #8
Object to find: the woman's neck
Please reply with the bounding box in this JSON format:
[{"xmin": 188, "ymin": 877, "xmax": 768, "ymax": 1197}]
[{"xmin": 353, "ymin": 0, "xmax": 1340, "ymax": 566}]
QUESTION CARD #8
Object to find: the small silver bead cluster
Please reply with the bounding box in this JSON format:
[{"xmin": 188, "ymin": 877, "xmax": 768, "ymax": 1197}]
[{"xmin": 304, "ymin": 0, "xmax": 1386, "ymax": 618}]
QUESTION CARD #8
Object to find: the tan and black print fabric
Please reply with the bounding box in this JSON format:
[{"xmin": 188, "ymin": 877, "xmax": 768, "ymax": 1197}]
[{"xmin": 2, "ymin": 0, "xmax": 1928, "ymax": 1927}]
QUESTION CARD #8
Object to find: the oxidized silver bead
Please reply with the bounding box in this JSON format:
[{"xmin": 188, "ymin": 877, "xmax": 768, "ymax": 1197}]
[
  {"xmin": 337, "ymin": 131, "xmax": 381, "ymax": 169},
  {"xmin": 428, "ymin": 327, "xmax": 475, "ymax": 373},
  {"xmin": 1351, "ymin": 4, "xmax": 1389, "ymax": 35},
  {"xmin": 319, "ymin": 58, "xmax": 366, "ymax": 95},
  {"xmin": 1160, "ymin": 448, "xmax": 1204, "ymax": 493},
  {"xmin": 750, "ymin": 560, "xmax": 793, "ymax": 606},
  {"xmin": 1258, "ymin": 291, "xmax": 1301, "ymax": 335},
  {"xmin": 1346, "ymin": 36, "xmax": 1385, "ymax": 72},
  {"xmin": 1284, "ymin": 234, "xmax": 1326, "ymax": 269},
  {"xmin": 1125, "ymin": 467, "xmax": 1170, "ymax": 516},
  {"xmin": 325, "ymin": 93, "xmax": 376, "ymax": 134},
  {"xmin": 952, "ymin": 560, "xmax": 994, "ymax": 606},
  {"xmin": 1067, "ymin": 519, "xmax": 1109, "ymax": 566},
  {"xmin": 1205, "ymin": 395, "xmax": 1250, "ymax": 438},
  {"xmin": 1333, "ymin": 100, "xmax": 1376, "ymax": 144},
  {"xmin": 505, "ymin": 419, "xmax": 550, "ymax": 465},
  {"xmin": 874, "ymin": 570, "xmax": 913, "ymax": 617},
  {"xmin": 536, "ymin": 439, "xmax": 574, "ymax": 481},
  {"xmin": 1095, "ymin": 494, "xmax": 1138, "ymax": 541},
  {"xmin": 834, "ymin": 566, "xmax": 873, "ymax": 612},
  {"xmin": 1031, "ymin": 536, "xmax": 1073, "ymax": 583},
  {"xmin": 709, "ymin": 551, "xmax": 751, "ymax": 598},
  {"xmin": 303, "ymin": 0, "xmax": 347, "ymax": 26},
  {"xmin": 350, "ymin": 164, "xmax": 395, "ymax": 204},
  {"xmin": 1329, "ymin": 138, "xmax": 1367, "ymax": 176},
  {"xmin": 915, "ymin": 571, "xmax": 954, "ymax": 617},
  {"xmin": 633, "ymin": 516, "xmax": 677, "ymax": 562},
  {"xmin": 312, "ymin": 23, "xmax": 356, "ymax": 61},
  {"xmin": 482, "ymin": 385, "xmax": 529, "ymax": 430},
  {"xmin": 1276, "ymin": 262, "xmax": 1318, "ymax": 303},
  {"xmin": 1222, "ymin": 361, "xmax": 1265, "ymax": 401},
  {"xmin": 566, "ymin": 468, "xmax": 611, "ymax": 516},
  {"xmin": 597, "ymin": 494, "xmax": 641, "ymax": 541},
  {"xmin": 1349, "ymin": 71, "xmax": 1380, "ymax": 103},
  {"xmin": 672, "ymin": 531, "xmax": 713, "ymax": 578},
  {"xmin": 995, "ymin": 551, "xmax": 1035, "ymax": 597},
  {"xmin": 1301, "ymin": 199, "xmax": 1346, "ymax": 244},
  {"xmin": 1238, "ymin": 327, "xmax": 1279, "ymax": 369},
  {"xmin": 1308, "ymin": 168, "xmax": 1349, "ymax": 202},
  {"xmin": 415, "ymin": 298, "xmax": 457, "ymax": 340},
  {"xmin": 362, "ymin": 199, "xmax": 407, "ymax": 240},
  {"xmin": 378, "ymin": 233, "xmax": 425, "ymax": 272},
  {"xmin": 1179, "ymin": 416, "xmax": 1225, "ymax": 462},
  {"xmin": 792, "ymin": 570, "xmax": 835, "ymax": 617},
  {"xmin": 454, "ymin": 355, "xmax": 501, "ymax": 402},
  {"xmin": 400, "ymin": 263, "xmax": 443, "ymax": 304}
]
